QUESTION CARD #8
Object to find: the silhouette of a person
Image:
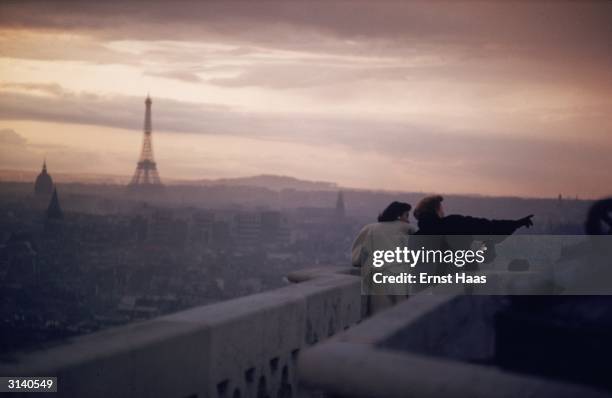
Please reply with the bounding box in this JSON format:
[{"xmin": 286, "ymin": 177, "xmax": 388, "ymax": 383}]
[
  {"xmin": 412, "ymin": 195, "xmax": 533, "ymax": 272},
  {"xmin": 414, "ymin": 195, "xmax": 533, "ymax": 236}
]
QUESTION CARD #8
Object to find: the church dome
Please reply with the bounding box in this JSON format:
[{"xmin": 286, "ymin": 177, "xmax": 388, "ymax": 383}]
[{"xmin": 34, "ymin": 161, "xmax": 54, "ymax": 196}]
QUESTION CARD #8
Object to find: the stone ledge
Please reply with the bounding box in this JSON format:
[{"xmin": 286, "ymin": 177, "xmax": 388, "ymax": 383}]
[{"xmin": 1, "ymin": 267, "xmax": 362, "ymax": 398}]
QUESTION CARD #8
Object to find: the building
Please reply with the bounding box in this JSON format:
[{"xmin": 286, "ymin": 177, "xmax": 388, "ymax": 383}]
[
  {"xmin": 233, "ymin": 212, "xmax": 261, "ymax": 248},
  {"xmin": 128, "ymin": 95, "xmax": 163, "ymax": 194},
  {"xmin": 260, "ymin": 211, "xmax": 290, "ymax": 246},
  {"xmin": 46, "ymin": 188, "xmax": 63, "ymax": 220},
  {"xmin": 335, "ymin": 190, "xmax": 345, "ymax": 220},
  {"xmin": 34, "ymin": 160, "xmax": 54, "ymax": 199},
  {"xmin": 190, "ymin": 211, "xmax": 214, "ymax": 245}
]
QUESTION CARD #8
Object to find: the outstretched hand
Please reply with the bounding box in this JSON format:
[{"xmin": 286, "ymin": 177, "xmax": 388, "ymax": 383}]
[{"xmin": 518, "ymin": 214, "xmax": 534, "ymax": 228}]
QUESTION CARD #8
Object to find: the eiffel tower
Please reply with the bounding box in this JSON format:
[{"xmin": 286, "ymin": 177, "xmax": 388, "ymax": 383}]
[{"xmin": 128, "ymin": 95, "xmax": 163, "ymax": 193}]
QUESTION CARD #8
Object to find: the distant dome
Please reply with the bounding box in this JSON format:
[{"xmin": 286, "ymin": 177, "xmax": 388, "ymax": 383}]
[{"xmin": 34, "ymin": 161, "xmax": 54, "ymax": 196}]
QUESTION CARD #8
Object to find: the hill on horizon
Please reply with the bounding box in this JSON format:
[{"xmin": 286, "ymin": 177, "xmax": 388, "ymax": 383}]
[
  {"xmin": 0, "ymin": 169, "xmax": 595, "ymax": 201},
  {"xmin": 0, "ymin": 169, "xmax": 340, "ymax": 192},
  {"xmin": 194, "ymin": 174, "xmax": 339, "ymax": 192}
]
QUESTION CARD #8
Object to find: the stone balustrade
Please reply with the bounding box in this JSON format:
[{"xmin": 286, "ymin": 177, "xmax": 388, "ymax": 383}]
[{"xmin": 0, "ymin": 266, "xmax": 362, "ymax": 398}]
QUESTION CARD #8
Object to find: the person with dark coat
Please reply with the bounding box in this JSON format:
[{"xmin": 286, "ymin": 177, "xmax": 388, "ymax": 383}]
[
  {"xmin": 413, "ymin": 195, "xmax": 533, "ymax": 236},
  {"xmin": 412, "ymin": 195, "xmax": 533, "ymax": 273}
]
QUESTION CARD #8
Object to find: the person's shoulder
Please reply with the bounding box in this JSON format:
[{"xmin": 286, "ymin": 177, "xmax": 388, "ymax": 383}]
[
  {"xmin": 361, "ymin": 222, "xmax": 379, "ymax": 230},
  {"xmin": 355, "ymin": 222, "xmax": 378, "ymax": 235},
  {"xmin": 441, "ymin": 214, "xmax": 481, "ymax": 230},
  {"xmin": 382, "ymin": 220, "xmax": 416, "ymax": 233},
  {"xmin": 443, "ymin": 214, "xmax": 470, "ymax": 222},
  {"xmin": 445, "ymin": 214, "xmax": 487, "ymax": 221},
  {"xmin": 397, "ymin": 221, "xmax": 416, "ymax": 234},
  {"xmin": 443, "ymin": 214, "xmax": 491, "ymax": 232}
]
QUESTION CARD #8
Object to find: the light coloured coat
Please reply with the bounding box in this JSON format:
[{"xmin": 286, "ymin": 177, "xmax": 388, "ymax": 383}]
[{"xmin": 351, "ymin": 220, "xmax": 415, "ymax": 314}]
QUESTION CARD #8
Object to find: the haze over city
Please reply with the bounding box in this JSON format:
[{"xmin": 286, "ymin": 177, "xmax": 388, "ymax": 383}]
[{"xmin": 0, "ymin": 1, "xmax": 611, "ymax": 198}]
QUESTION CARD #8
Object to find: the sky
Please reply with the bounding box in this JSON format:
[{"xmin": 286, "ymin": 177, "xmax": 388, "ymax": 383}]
[{"xmin": 0, "ymin": 1, "xmax": 611, "ymax": 198}]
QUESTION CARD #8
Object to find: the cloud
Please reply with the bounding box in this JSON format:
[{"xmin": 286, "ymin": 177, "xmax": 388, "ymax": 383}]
[
  {"xmin": 2, "ymin": 3, "xmax": 610, "ymax": 98},
  {"xmin": 0, "ymin": 86, "xmax": 229, "ymax": 134},
  {"xmin": 0, "ymin": 125, "xmax": 131, "ymax": 175},
  {"xmin": 0, "ymin": 128, "xmax": 52, "ymax": 170},
  {"xmin": 1, "ymin": 2, "xmax": 611, "ymax": 64},
  {"xmin": 0, "ymin": 28, "xmax": 133, "ymax": 64},
  {"xmin": 1, "ymin": 2, "xmax": 610, "ymax": 96},
  {"xmin": 0, "ymin": 84, "xmax": 610, "ymax": 194},
  {"xmin": 145, "ymin": 69, "xmax": 202, "ymax": 83},
  {"xmin": 0, "ymin": 128, "xmax": 27, "ymax": 146},
  {"xmin": 205, "ymin": 63, "xmax": 422, "ymax": 89},
  {"xmin": 0, "ymin": 82, "xmax": 66, "ymax": 97},
  {"xmin": 0, "ymin": 2, "xmax": 611, "ymax": 197}
]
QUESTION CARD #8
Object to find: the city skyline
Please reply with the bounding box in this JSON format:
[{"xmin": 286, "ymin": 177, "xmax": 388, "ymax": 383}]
[{"xmin": 0, "ymin": 1, "xmax": 611, "ymax": 199}]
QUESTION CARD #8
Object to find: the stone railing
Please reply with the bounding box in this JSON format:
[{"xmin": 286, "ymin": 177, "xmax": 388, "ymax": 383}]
[
  {"xmin": 0, "ymin": 267, "xmax": 362, "ymax": 398},
  {"xmin": 298, "ymin": 290, "xmax": 611, "ymax": 398}
]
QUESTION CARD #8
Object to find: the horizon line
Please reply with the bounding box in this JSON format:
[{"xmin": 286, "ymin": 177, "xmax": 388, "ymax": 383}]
[{"xmin": 0, "ymin": 167, "xmax": 597, "ymax": 201}]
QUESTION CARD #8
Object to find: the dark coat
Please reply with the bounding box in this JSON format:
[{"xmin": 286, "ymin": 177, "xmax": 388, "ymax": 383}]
[
  {"xmin": 414, "ymin": 214, "xmax": 523, "ymax": 272},
  {"xmin": 416, "ymin": 214, "xmax": 522, "ymax": 237}
]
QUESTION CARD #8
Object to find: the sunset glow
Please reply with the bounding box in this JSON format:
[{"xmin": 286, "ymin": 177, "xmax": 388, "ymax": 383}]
[{"xmin": 1, "ymin": 1, "xmax": 611, "ymax": 198}]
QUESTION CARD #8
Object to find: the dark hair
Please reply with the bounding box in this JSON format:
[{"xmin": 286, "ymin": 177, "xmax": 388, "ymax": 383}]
[
  {"xmin": 413, "ymin": 195, "xmax": 444, "ymax": 220},
  {"xmin": 378, "ymin": 201, "xmax": 412, "ymax": 222}
]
